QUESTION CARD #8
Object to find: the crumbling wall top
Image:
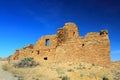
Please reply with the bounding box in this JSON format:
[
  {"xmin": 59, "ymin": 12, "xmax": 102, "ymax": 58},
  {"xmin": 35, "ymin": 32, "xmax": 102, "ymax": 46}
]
[
  {"xmin": 100, "ymin": 30, "xmax": 108, "ymax": 36},
  {"xmin": 64, "ymin": 22, "xmax": 77, "ymax": 26},
  {"xmin": 85, "ymin": 30, "xmax": 108, "ymax": 37},
  {"xmin": 64, "ymin": 22, "xmax": 78, "ymax": 30},
  {"xmin": 22, "ymin": 44, "xmax": 33, "ymax": 49}
]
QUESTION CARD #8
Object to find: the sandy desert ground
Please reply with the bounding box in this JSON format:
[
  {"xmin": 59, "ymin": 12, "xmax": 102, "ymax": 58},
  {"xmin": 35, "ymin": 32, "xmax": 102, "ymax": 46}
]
[
  {"xmin": 0, "ymin": 61, "xmax": 18, "ymax": 80},
  {"xmin": 1, "ymin": 60, "xmax": 120, "ymax": 80}
]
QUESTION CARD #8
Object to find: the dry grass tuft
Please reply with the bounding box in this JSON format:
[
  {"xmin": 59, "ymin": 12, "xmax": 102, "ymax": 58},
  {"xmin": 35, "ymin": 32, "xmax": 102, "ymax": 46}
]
[{"xmin": 2, "ymin": 63, "xmax": 12, "ymax": 71}]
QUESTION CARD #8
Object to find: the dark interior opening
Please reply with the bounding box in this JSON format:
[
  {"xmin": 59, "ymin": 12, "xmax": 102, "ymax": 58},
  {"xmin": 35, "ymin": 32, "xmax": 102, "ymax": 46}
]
[
  {"xmin": 44, "ymin": 57, "xmax": 48, "ymax": 60},
  {"xmin": 37, "ymin": 50, "xmax": 40, "ymax": 55},
  {"xmin": 82, "ymin": 43, "xmax": 84, "ymax": 47},
  {"xmin": 73, "ymin": 32, "xmax": 75, "ymax": 36}
]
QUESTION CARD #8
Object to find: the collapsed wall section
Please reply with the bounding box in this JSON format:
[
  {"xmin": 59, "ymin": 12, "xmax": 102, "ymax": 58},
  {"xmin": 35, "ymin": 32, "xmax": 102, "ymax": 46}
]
[{"xmin": 9, "ymin": 44, "xmax": 34, "ymax": 61}]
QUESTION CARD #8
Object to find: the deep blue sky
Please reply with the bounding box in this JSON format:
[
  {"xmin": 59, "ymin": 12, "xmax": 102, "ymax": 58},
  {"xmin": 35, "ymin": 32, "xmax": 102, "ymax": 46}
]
[{"xmin": 0, "ymin": 0, "xmax": 120, "ymax": 61}]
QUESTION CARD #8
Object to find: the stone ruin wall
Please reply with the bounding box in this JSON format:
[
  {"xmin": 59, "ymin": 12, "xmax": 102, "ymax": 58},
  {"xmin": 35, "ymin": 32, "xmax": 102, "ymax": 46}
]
[
  {"xmin": 8, "ymin": 22, "xmax": 111, "ymax": 67},
  {"xmin": 55, "ymin": 23, "xmax": 110, "ymax": 66}
]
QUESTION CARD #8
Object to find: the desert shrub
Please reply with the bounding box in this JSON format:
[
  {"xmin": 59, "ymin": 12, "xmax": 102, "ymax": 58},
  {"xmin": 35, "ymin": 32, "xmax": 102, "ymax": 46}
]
[
  {"xmin": 92, "ymin": 63, "xmax": 95, "ymax": 66},
  {"xmin": 77, "ymin": 63, "xmax": 85, "ymax": 69},
  {"xmin": 23, "ymin": 57, "xmax": 34, "ymax": 61},
  {"xmin": 13, "ymin": 57, "xmax": 39, "ymax": 68},
  {"xmin": 82, "ymin": 66, "xmax": 86, "ymax": 69},
  {"xmin": 2, "ymin": 63, "xmax": 11, "ymax": 71},
  {"xmin": 80, "ymin": 74, "xmax": 83, "ymax": 77},
  {"xmin": 56, "ymin": 68, "xmax": 64, "ymax": 75},
  {"xmin": 18, "ymin": 76, "xmax": 24, "ymax": 80},
  {"xmin": 102, "ymin": 76, "xmax": 109, "ymax": 80},
  {"xmin": 67, "ymin": 68, "xmax": 74, "ymax": 72},
  {"xmin": 32, "ymin": 77, "xmax": 39, "ymax": 80},
  {"xmin": 68, "ymin": 64, "xmax": 72, "ymax": 66},
  {"xmin": 62, "ymin": 75, "xmax": 70, "ymax": 80},
  {"xmin": 79, "ymin": 64, "xmax": 83, "ymax": 68}
]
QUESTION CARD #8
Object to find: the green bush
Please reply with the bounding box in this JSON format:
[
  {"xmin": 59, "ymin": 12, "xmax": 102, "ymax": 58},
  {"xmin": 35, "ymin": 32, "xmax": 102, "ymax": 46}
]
[
  {"xmin": 77, "ymin": 63, "xmax": 85, "ymax": 69},
  {"xmin": 62, "ymin": 75, "xmax": 70, "ymax": 80},
  {"xmin": 92, "ymin": 63, "xmax": 95, "ymax": 66},
  {"xmin": 22, "ymin": 57, "xmax": 34, "ymax": 62},
  {"xmin": 18, "ymin": 76, "xmax": 24, "ymax": 80},
  {"xmin": 102, "ymin": 76, "xmax": 109, "ymax": 80},
  {"xmin": 32, "ymin": 77, "xmax": 39, "ymax": 80},
  {"xmin": 56, "ymin": 68, "xmax": 64, "ymax": 75},
  {"xmin": 67, "ymin": 69, "xmax": 74, "ymax": 72},
  {"xmin": 13, "ymin": 57, "xmax": 39, "ymax": 68}
]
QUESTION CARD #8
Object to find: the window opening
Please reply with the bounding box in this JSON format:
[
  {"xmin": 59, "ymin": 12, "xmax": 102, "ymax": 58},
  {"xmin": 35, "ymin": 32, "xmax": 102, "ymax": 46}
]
[{"xmin": 46, "ymin": 39, "xmax": 50, "ymax": 46}]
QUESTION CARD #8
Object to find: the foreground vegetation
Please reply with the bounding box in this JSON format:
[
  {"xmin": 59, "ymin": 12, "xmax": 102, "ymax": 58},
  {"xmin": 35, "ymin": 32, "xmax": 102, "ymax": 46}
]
[
  {"xmin": 2, "ymin": 59, "xmax": 120, "ymax": 80},
  {"xmin": 13, "ymin": 57, "xmax": 39, "ymax": 68}
]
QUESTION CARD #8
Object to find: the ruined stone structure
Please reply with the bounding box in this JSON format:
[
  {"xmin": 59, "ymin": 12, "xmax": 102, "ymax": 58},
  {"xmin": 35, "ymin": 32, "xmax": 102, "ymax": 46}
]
[{"xmin": 9, "ymin": 22, "xmax": 111, "ymax": 66}]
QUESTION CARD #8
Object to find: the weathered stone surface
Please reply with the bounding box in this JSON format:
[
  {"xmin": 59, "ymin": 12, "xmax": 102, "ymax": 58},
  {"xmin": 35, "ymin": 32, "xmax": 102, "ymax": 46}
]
[{"xmin": 8, "ymin": 22, "xmax": 111, "ymax": 67}]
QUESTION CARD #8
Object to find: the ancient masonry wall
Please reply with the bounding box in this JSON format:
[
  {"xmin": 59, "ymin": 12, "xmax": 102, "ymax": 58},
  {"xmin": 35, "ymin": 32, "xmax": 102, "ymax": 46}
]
[{"xmin": 9, "ymin": 22, "xmax": 111, "ymax": 67}]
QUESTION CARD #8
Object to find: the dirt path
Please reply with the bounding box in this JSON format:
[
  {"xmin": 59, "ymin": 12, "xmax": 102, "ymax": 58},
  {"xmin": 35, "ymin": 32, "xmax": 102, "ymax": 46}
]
[{"xmin": 0, "ymin": 61, "xmax": 18, "ymax": 80}]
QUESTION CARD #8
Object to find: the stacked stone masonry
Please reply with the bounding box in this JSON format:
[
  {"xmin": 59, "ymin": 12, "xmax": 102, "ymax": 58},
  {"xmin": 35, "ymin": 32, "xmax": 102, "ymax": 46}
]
[{"xmin": 9, "ymin": 22, "xmax": 111, "ymax": 67}]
